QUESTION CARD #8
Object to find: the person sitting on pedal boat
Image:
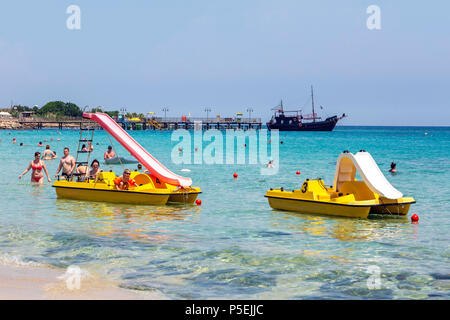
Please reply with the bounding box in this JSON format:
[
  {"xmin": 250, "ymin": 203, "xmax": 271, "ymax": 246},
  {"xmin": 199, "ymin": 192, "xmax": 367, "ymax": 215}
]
[{"xmin": 114, "ymin": 169, "xmax": 138, "ymax": 190}]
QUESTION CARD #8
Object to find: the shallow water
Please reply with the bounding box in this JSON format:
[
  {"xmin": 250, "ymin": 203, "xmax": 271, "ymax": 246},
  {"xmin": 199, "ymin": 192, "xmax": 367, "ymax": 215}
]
[{"xmin": 0, "ymin": 126, "xmax": 449, "ymax": 299}]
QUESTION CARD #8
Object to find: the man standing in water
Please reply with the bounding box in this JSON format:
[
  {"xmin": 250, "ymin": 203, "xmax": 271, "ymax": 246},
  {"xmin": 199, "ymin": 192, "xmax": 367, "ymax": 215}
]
[{"xmin": 55, "ymin": 147, "xmax": 76, "ymax": 178}]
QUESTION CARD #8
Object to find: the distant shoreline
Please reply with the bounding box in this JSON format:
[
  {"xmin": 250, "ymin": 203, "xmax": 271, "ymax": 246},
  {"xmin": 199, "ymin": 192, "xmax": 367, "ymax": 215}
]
[
  {"xmin": 337, "ymin": 125, "xmax": 450, "ymax": 128},
  {"xmin": 1, "ymin": 119, "xmax": 448, "ymax": 130}
]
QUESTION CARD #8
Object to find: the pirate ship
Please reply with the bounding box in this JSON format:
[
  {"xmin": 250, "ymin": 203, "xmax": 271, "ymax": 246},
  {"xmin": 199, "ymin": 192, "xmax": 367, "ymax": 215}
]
[{"xmin": 266, "ymin": 86, "xmax": 346, "ymax": 131}]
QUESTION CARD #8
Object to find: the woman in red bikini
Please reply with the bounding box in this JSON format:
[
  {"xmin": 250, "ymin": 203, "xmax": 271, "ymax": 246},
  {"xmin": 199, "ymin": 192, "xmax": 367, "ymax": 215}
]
[{"xmin": 19, "ymin": 152, "xmax": 51, "ymax": 184}]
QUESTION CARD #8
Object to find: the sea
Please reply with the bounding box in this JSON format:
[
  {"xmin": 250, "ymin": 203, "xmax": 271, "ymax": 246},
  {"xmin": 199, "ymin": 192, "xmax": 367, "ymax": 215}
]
[{"xmin": 0, "ymin": 126, "xmax": 449, "ymax": 299}]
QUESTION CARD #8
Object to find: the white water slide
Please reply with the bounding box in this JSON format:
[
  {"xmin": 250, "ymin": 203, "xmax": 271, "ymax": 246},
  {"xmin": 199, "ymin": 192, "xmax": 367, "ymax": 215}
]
[
  {"xmin": 83, "ymin": 112, "xmax": 192, "ymax": 187},
  {"xmin": 333, "ymin": 151, "xmax": 403, "ymax": 199}
]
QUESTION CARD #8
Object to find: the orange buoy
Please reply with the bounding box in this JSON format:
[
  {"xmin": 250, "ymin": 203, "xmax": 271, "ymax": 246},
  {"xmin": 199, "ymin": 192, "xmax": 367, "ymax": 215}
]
[
  {"xmin": 411, "ymin": 214, "xmax": 419, "ymax": 223},
  {"xmin": 296, "ymin": 171, "xmax": 301, "ymax": 175},
  {"xmin": 233, "ymin": 172, "xmax": 238, "ymax": 179},
  {"xmin": 195, "ymin": 199, "xmax": 202, "ymax": 206}
]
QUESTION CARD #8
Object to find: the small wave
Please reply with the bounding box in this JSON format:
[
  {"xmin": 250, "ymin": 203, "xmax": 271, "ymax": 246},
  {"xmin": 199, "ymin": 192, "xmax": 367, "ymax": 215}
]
[{"xmin": 0, "ymin": 253, "xmax": 43, "ymax": 267}]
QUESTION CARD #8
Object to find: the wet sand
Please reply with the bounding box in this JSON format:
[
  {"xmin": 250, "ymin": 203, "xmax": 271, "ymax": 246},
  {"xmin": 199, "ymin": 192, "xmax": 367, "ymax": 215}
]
[{"xmin": 0, "ymin": 264, "xmax": 166, "ymax": 300}]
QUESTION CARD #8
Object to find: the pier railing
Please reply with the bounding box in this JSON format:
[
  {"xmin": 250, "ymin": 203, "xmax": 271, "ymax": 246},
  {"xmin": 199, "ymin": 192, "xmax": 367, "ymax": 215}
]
[{"xmin": 153, "ymin": 117, "xmax": 262, "ymax": 123}]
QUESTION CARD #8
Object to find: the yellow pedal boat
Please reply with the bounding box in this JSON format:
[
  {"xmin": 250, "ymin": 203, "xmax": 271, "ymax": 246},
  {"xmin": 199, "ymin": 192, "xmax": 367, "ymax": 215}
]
[
  {"xmin": 53, "ymin": 171, "xmax": 201, "ymax": 205},
  {"xmin": 265, "ymin": 151, "xmax": 415, "ymax": 219},
  {"xmin": 52, "ymin": 112, "xmax": 201, "ymax": 206}
]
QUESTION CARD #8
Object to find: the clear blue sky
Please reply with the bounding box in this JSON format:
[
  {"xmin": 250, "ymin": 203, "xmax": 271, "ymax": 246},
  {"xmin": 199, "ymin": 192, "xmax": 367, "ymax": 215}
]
[{"xmin": 1, "ymin": 1, "xmax": 449, "ymax": 125}]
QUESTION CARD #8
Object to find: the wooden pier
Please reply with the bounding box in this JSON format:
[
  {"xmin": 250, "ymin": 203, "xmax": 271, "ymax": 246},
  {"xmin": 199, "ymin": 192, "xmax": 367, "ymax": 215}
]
[
  {"xmin": 18, "ymin": 119, "xmax": 101, "ymax": 130},
  {"xmin": 18, "ymin": 117, "xmax": 263, "ymax": 131}
]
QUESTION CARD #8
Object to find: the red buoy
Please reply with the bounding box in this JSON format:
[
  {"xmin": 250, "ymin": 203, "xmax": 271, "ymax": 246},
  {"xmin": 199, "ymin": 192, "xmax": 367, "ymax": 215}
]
[
  {"xmin": 233, "ymin": 172, "xmax": 238, "ymax": 179},
  {"xmin": 296, "ymin": 171, "xmax": 301, "ymax": 175},
  {"xmin": 411, "ymin": 214, "xmax": 419, "ymax": 223},
  {"xmin": 195, "ymin": 199, "xmax": 202, "ymax": 206}
]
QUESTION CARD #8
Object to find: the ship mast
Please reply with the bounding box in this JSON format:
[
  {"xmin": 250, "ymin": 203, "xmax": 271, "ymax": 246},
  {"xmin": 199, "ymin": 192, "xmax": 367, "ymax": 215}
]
[{"xmin": 311, "ymin": 85, "xmax": 315, "ymax": 123}]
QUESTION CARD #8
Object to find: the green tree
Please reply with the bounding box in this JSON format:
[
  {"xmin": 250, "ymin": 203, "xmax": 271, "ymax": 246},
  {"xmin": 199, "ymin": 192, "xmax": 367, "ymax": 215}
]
[
  {"xmin": 105, "ymin": 110, "xmax": 119, "ymax": 117},
  {"xmin": 39, "ymin": 101, "xmax": 82, "ymax": 118},
  {"xmin": 11, "ymin": 105, "xmax": 31, "ymax": 112},
  {"xmin": 90, "ymin": 106, "xmax": 104, "ymax": 113}
]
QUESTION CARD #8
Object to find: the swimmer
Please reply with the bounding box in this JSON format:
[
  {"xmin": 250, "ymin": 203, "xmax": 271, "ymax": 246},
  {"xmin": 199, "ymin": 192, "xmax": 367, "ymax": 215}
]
[
  {"xmin": 37, "ymin": 141, "xmax": 44, "ymax": 147},
  {"xmin": 57, "ymin": 138, "xmax": 61, "ymax": 141},
  {"xmin": 87, "ymin": 141, "xmax": 94, "ymax": 151},
  {"xmin": 19, "ymin": 143, "xmax": 24, "ymax": 146},
  {"xmin": 280, "ymin": 141, "xmax": 284, "ymax": 144},
  {"xmin": 389, "ymin": 162, "xmax": 397, "ymax": 174},
  {"xmin": 178, "ymin": 147, "xmax": 183, "ymax": 154},
  {"xmin": 266, "ymin": 160, "xmax": 274, "ymax": 168},
  {"xmin": 42, "ymin": 145, "xmax": 57, "ymax": 160},
  {"xmin": 137, "ymin": 164, "xmax": 151, "ymax": 175},
  {"xmin": 81, "ymin": 144, "xmax": 89, "ymax": 152},
  {"xmin": 114, "ymin": 169, "xmax": 138, "ymax": 190},
  {"xmin": 13, "ymin": 138, "xmax": 16, "ymax": 144},
  {"xmin": 19, "ymin": 151, "xmax": 51, "ymax": 184},
  {"xmin": 104, "ymin": 146, "xmax": 116, "ymax": 160}
]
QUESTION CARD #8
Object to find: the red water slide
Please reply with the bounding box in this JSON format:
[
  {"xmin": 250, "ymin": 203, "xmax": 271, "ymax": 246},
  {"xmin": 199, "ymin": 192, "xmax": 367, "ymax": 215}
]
[{"xmin": 83, "ymin": 112, "xmax": 192, "ymax": 187}]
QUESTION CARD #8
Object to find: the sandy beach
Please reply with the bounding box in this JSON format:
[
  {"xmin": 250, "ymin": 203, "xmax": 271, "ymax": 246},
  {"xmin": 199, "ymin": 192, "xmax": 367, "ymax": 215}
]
[{"xmin": 0, "ymin": 263, "xmax": 166, "ymax": 300}]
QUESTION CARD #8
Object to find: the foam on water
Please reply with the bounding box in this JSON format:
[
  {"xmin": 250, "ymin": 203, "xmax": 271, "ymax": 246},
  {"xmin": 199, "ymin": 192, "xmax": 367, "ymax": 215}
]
[{"xmin": 0, "ymin": 253, "xmax": 43, "ymax": 267}]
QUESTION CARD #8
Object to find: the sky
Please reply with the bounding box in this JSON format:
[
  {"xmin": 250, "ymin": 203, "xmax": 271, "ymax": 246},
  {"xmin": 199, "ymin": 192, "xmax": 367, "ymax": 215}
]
[{"xmin": 0, "ymin": 0, "xmax": 449, "ymax": 126}]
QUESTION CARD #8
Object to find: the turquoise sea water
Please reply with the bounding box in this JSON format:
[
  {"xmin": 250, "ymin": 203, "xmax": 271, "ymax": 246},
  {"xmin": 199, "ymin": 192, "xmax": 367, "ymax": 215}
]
[{"xmin": 0, "ymin": 126, "xmax": 449, "ymax": 299}]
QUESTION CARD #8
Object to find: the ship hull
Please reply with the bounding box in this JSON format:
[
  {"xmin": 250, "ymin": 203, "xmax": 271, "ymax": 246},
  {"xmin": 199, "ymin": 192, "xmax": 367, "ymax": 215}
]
[{"xmin": 267, "ymin": 116, "xmax": 338, "ymax": 131}]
